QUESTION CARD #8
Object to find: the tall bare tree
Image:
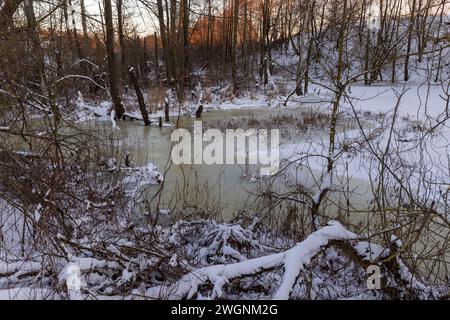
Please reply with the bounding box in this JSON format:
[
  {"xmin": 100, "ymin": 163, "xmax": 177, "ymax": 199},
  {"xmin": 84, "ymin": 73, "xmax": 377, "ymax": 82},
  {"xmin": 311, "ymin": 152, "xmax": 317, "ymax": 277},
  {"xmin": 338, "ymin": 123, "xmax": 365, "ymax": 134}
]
[{"xmin": 104, "ymin": 0, "xmax": 125, "ymax": 118}]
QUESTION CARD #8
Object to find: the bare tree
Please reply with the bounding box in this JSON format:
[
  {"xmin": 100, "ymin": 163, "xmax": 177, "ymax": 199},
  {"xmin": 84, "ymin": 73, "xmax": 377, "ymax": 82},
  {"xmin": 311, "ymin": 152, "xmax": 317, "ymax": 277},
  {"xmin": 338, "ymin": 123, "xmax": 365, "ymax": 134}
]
[{"xmin": 104, "ymin": 0, "xmax": 125, "ymax": 119}]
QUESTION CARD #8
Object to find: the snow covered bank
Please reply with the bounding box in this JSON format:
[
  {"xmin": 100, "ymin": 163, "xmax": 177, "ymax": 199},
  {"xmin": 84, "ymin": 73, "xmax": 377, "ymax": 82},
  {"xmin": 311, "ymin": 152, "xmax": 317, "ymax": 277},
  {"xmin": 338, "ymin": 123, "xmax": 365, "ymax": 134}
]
[{"xmin": 280, "ymin": 82, "xmax": 449, "ymax": 199}]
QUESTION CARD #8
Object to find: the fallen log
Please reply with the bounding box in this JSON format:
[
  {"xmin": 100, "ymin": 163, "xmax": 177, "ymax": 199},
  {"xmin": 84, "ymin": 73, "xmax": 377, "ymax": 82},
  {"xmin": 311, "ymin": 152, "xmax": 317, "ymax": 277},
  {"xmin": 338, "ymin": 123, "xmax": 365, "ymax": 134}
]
[{"xmin": 129, "ymin": 67, "xmax": 150, "ymax": 126}]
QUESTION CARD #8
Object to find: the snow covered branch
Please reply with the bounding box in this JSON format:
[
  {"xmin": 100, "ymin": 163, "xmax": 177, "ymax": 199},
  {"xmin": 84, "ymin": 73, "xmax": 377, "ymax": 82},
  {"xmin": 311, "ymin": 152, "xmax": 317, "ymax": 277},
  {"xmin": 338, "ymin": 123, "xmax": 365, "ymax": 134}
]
[{"xmin": 143, "ymin": 221, "xmax": 356, "ymax": 299}]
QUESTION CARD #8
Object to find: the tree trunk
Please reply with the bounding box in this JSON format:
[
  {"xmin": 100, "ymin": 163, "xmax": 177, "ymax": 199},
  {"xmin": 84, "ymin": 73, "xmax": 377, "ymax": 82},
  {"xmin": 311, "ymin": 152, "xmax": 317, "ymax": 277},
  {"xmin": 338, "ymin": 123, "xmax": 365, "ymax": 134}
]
[
  {"xmin": 156, "ymin": 0, "xmax": 172, "ymax": 82},
  {"xmin": 80, "ymin": 0, "xmax": 89, "ymax": 52},
  {"xmin": 207, "ymin": 0, "xmax": 212, "ymax": 61},
  {"xmin": 154, "ymin": 32, "xmax": 159, "ymax": 80},
  {"xmin": 0, "ymin": 0, "xmax": 22, "ymax": 29},
  {"xmin": 179, "ymin": 0, "xmax": 190, "ymax": 83},
  {"xmin": 221, "ymin": 0, "xmax": 228, "ymax": 81},
  {"xmin": 231, "ymin": 0, "xmax": 239, "ymax": 93},
  {"xmin": 242, "ymin": 0, "xmax": 248, "ymax": 78},
  {"xmin": 164, "ymin": 99, "xmax": 170, "ymax": 122},
  {"xmin": 364, "ymin": 27, "xmax": 371, "ymax": 85},
  {"xmin": 24, "ymin": 0, "xmax": 60, "ymax": 123},
  {"xmin": 117, "ymin": 0, "xmax": 126, "ymax": 76},
  {"xmin": 169, "ymin": 0, "xmax": 178, "ymax": 85},
  {"xmin": 404, "ymin": 0, "xmax": 417, "ymax": 82},
  {"xmin": 69, "ymin": 0, "xmax": 84, "ymax": 66},
  {"xmin": 104, "ymin": 0, "xmax": 125, "ymax": 119},
  {"xmin": 129, "ymin": 67, "xmax": 150, "ymax": 126},
  {"xmin": 391, "ymin": 0, "xmax": 402, "ymax": 83},
  {"xmin": 295, "ymin": 1, "xmax": 309, "ymax": 96},
  {"xmin": 260, "ymin": 0, "xmax": 270, "ymax": 86}
]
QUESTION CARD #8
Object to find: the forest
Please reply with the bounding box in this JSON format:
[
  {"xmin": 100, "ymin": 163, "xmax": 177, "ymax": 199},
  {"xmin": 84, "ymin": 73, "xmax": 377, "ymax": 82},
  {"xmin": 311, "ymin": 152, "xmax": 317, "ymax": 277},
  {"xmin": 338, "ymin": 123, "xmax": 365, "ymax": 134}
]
[{"xmin": 0, "ymin": 0, "xmax": 449, "ymax": 300}]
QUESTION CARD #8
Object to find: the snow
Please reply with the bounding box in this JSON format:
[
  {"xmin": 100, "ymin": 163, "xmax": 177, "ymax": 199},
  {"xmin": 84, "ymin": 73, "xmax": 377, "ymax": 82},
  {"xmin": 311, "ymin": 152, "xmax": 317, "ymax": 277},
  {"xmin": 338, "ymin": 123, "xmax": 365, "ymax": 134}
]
[
  {"xmin": 343, "ymin": 83, "xmax": 449, "ymax": 118},
  {"xmin": 272, "ymin": 220, "xmax": 355, "ymax": 299},
  {"xmin": 0, "ymin": 288, "xmax": 60, "ymax": 300},
  {"xmin": 312, "ymin": 173, "xmax": 332, "ymax": 203},
  {"xmin": 122, "ymin": 162, "xmax": 163, "ymax": 196},
  {"xmin": 205, "ymin": 95, "xmax": 271, "ymax": 110},
  {"xmin": 279, "ymin": 81, "xmax": 449, "ymax": 208},
  {"xmin": 142, "ymin": 220, "xmax": 355, "ymax": 299},
  {"xmin": 72, "ymin": 95, "xmax": 112, "ymax": 123},
  {"xmin": 119, "ymin": 268, "xmax": 134, "ymax": 284},
  {"xmin": 110, "ymin": 110, "xmax": 120, "ymax": 130},
  {"xmin": 67, "ymin": 257, "xmax": 121, "ymax": 271},
  {"xmin": 353, "ymin": 241, "xmax": 389, "ymax": 262},
  {"xmin": 13, "ymin": 151, "xmax": 37, "ymax": 157},
  {"xmin": 0, "ymin": 261, "xmax": 41, "ymax": 275}
]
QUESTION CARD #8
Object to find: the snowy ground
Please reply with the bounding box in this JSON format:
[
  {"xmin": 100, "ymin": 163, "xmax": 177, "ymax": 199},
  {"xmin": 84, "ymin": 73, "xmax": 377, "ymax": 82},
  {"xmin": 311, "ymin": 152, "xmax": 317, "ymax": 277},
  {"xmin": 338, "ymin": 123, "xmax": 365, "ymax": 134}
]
[{"xmin": 281, "ymin": 82, "xmax": 449, "ymax": 190}]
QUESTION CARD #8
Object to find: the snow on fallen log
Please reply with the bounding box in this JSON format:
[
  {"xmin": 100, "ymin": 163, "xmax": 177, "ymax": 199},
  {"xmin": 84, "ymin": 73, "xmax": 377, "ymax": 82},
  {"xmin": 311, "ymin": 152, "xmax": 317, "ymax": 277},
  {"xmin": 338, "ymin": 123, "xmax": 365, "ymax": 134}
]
[
  {"xmin": 66, "ymin": 257, "xmax": 122, "ymax": 271},
  {"xmin": 0, "ymin": 261, "xmax": 42, "ymax": 276},
  {"xmin": 143, "ymin": 220, "xmax": 356, "ymax": 299},
  {"xmin": 122, "ymin": 163, "xmax": 163, "ymax": 196}
]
